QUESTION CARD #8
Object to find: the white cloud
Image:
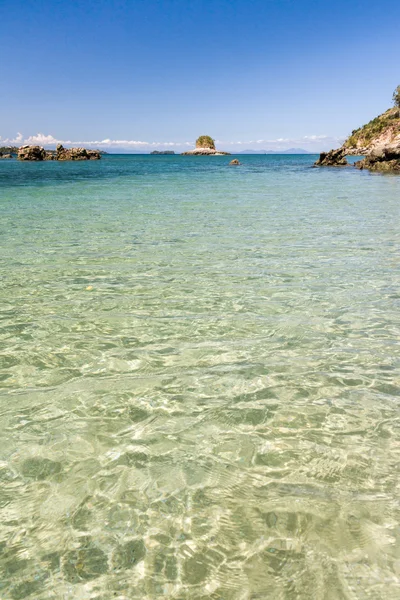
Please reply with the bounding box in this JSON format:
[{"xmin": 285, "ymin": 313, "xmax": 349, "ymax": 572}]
[
  {"xmin": 0, "ymin": 132, "xmax": 345, "ymax": 152},
  {"xmin": 0, "ymin": 132, "xmax": 192, "ymax": 149},
  {"xmin": 25, "ymin": 133, "xmax": 60, "ymax": 145}
]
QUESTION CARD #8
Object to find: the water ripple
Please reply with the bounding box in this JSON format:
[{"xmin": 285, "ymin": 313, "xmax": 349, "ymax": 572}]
[{"xmin": 0, "ymin": 155, "xmax": 400, "ymax": 598}]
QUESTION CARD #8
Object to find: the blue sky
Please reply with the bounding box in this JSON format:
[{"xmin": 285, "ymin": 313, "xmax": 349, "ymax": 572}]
[{"xmin": 1, "ymin": 0, "xmax": 400, "ymax": 152}]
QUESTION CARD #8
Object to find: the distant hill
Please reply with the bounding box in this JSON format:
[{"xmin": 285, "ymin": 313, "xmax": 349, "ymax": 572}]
[{"xmin": 237, "ymin": 148, "xmax": 312, "ymax": 154}]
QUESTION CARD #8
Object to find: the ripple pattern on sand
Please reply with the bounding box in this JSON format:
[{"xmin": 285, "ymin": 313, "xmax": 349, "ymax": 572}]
[{"xmin": 0, "ymin": 155, "xmax": 400, "ymax": 598}]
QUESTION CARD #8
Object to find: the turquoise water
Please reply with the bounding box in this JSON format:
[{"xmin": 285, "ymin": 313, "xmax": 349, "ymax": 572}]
[{"xmin": 1, "ymin": 154, "xmax": 400, "ymax": 599}]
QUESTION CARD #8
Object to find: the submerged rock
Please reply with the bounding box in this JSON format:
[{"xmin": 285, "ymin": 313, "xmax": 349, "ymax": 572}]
[{"xmin": 314, "ymin": 148, "xmax": 348, "ymax": 167}]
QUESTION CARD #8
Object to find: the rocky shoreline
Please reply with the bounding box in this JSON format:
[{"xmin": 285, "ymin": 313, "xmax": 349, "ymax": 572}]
[
  {"xmin": 314, "ymin": 145, "xmax": 400, "ymax": 173},
  {"xmin": 314, "ymin": 98, "xmax": 400, "ymax": 173}
]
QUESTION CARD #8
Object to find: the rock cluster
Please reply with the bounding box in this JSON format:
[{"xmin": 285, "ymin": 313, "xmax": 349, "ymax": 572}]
[
  {"xmin": 314, "ymin": 148, "xmax": 348, "ymax": 167},
  {"xmin": 56, "ymin": 144, "xmax": 101, "ymax": 160},
  {"xmin": 17, "ymin": 144, "xmax": 101, "ymax": 161},
  {"xmin": 0, "ymin": 153, "xmax": 13, "ymax": 159},
  {"xmin": 354, "ymin": 146, "xmax": 400, "ymax": 173}
]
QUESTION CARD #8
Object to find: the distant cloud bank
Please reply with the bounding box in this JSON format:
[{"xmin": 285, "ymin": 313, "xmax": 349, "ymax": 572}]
[{"xmin": 0, "ymin": 132, "xmax": 344, "ymax": 152}]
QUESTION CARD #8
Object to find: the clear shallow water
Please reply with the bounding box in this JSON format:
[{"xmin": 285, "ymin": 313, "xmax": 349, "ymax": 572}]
[{"xmin": 0, "ymin": 154, "xmax": 400, "ymax": 599}]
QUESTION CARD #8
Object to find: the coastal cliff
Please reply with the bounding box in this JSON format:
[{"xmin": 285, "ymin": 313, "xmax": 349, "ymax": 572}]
[
  {"xmin": 343, "ymin": 107, "xmax": 400, "ymax": 155},
  {"xmin": 344, "ymin": 106, "xmax": 400, "ymax": 172},
  {"xmin": 314, "ymin": 88, "xmax": 400, "ymax": 172}
]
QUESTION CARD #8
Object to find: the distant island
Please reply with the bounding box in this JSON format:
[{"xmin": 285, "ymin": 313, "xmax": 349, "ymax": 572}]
[
  {"xmin": 315, "ymin": 85, "xmax": 400, "ymax": 172},
  {"xmin": 10, "ymin": 144, "xmax": 102, "ymax": 161},
  {"xmin": 0, "ymin": 146, "xmax": 18, "ymax": 154},
  {"xmin": 0, "ymin": 146, "xmax": 18, "ymax": 159},
  {"xmin": 150, "ymin": 150, "xmax": 175, "ymax": 155},
  {"xmin": 181, "ymin": 135, "xmax": 230, "ymax": 156}
]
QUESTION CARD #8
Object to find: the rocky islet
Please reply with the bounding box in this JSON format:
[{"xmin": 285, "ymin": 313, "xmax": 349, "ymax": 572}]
[{"xmin": 181, "ymin": 135, "xmax": 231, "ymax": 156}]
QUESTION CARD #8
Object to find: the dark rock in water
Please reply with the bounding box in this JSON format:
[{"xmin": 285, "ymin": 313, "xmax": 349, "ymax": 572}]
[
  {"xmin": 229, "ymin": 159, "xmax": 241, "ymax": 165},
  {"xmin": 18, "ymin": 145, "xmax": 47, "ymax": 161},
  {"xmin": 355, "ymin": 146, "xmax": 400, "ymax": 172},
  {"xmin": 314, "ymin": 148, "xmax": 348, "ymax": 167},
  {"xmin": 0, "ymin": 153, "xmax": 13, "ymax": 159}
]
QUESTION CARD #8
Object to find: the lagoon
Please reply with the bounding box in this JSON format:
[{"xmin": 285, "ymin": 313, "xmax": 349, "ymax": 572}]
[{"xmin": 1, "ymin": 154, "xmax": 400, "ymax": 598}]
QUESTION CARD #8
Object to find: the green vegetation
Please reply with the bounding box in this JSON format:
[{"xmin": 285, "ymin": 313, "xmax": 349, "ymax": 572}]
[
  {"xmin": 195, "ymin": 135, "xmax": 215, "ymax": 149},
  {"xmin": 0, "ymin": 146, "xmax": 18, "ymax": 154},
  {"xmin": 393, "ymin": 85, "xmax": 400, "ymax": 108},
  {"xmin": 345, "ymin": 108, "xmax": 400, "ymax": 147},
  {"xmin": 344, "ymin": 86, "xmax": 400, "ymax": 148}
]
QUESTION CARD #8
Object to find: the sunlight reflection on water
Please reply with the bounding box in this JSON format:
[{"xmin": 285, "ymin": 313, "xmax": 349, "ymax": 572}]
[{"xmin": 0, "ymin": 155, "xmax": 400, "ymax": 599}]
